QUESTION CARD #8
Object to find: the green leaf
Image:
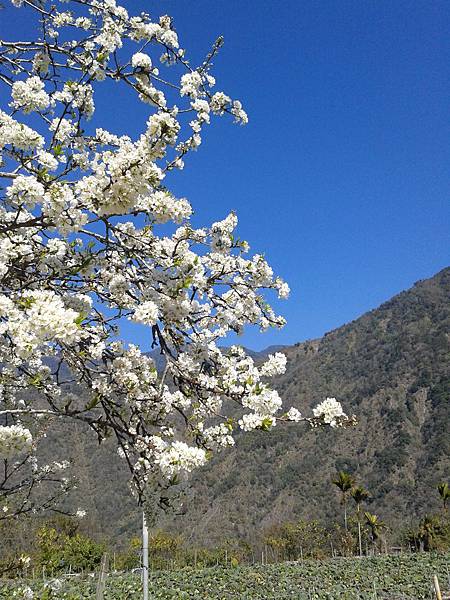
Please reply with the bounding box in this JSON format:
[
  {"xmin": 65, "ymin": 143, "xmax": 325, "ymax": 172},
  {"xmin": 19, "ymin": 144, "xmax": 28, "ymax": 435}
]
[
  {"xmin": 74, "ymin": 312, "xmax": 88, "ymax": 327},
  {"xmin": 85, "ymin": 394, "xmax": 100, "ymax": 411},
  {"xmin": 260, "ymin": 417, "xmax": 273, "ymax": 431}
]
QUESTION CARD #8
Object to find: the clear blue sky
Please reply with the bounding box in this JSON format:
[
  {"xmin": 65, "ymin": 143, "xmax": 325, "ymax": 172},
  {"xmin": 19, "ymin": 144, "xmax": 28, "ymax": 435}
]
[{"xmin": 2, "ymin": 1, "xmax": 449, "ymax": 350}]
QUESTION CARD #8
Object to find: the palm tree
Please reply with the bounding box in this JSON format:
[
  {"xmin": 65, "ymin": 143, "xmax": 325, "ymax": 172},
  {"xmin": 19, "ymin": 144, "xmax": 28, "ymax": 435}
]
[
  {"xmin": 332, "ymin": 471, "xmax": 355, "ymax": 531},
  {"xmin": 364, "ymin": 512, "xmax": 385, "ymax": 555},
  {"xmin": 351, "ymin": 486, "xmax": 369, "ymax": 556},
  {"xmin": 437, "ymin": 483, "xmax": 450, "ymax": 513},
  {"xmin": 415, "ymin": 515, "xmax": 441, "ymax": 552}
]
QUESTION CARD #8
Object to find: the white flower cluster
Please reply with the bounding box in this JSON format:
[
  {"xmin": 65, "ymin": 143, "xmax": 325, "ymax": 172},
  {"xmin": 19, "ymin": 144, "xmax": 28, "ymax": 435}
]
[
  {"xmin": 6, "ymin": 175, "xmax": 44, "ymax": 209},
  {"xmin": 238, "ymin": 413, "xmax": 268, "ymax": 432},
  {"xmin": 10, "ymin": 76, "xmax": 50, "ymax": 113},
  {"xmin": 52, "ymin": 11, "xmax": 73, "ymax": 27},
  {"xmin": 107, "ymin": 344, "xmax": 158, "ymax": 398},
  {"xmin": 138, "ymin": 190, "xmax": 192, "ymax": 224},
  {"xmin": 74, "ymin": 112, "xmax": 184, "ymax": 216},
  {"xmin": 210, "ymin": 91, "xmax": 231, "ymax": 114},
  {"xmin": 0, "ymin": 111, "xmax": 44, "ymax": 151},
  {"xmin": 33, "ymin": 50, "xmax": 51, "ymax": 75},
  {"xmin": 0, "ymin": 290, "xmax": 84, "ymax": 359},
  {"xmin": 0, "ymin": 0, "xmax": 350, "ymax": 510},
  {"xmin": 313, "ymin": 397, "xmax": 347, "ymax": 427},
  {"xmin": 49, "ymin": 117, "xmax": 76, "ymax": 145},
  {"xmin": 202, "ymin": 423, "xmax": 235, "ymax": 448},
  {"xmin": 130, "ymin": 300, "xmax": 159, "ymax": 326},
  {"xmin": 151, "ymin": 438, "xmax": 207, "ymax": 478},
  {"xmin": 180, "ymin": 72, "xmax": 203, "ymax": 98},
  {"xmin": 210, "ymin": 212, "xmax": 238, "ymax": 253},
  {"xmin": 0, "ymin": 425, "xmax": 32, "ymax": 459},
  {"xmin": 260, "ymin": 352, "xmax": 287, "ymax": 377},
  {"xmin": 54, "ymin": 82, "xmax": 95, "ymax": 119},
  {"xmin": 285, "ymin": 407, "xmax": 302, "ymax": 422},
  {"xmin": 131, "ymin": 52, "xmax": 152, "ymax": 69}
]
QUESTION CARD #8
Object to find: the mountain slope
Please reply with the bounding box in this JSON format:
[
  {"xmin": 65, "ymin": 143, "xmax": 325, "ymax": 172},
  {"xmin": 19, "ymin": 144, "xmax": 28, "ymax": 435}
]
[
  {"xmin": 41, "ymin": 268, "xmax": 450, "ymax": 543},
  {"xmin": 159, "ymin": 267, "xmax": 450, "ymax": 544}
]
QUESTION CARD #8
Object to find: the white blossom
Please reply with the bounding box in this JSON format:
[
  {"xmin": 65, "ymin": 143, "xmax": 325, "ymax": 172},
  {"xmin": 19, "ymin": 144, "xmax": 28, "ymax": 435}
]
[
  {"xmin": 0, "ymin": 111, "xmax": 44, "ymax": 151},
  {"xmin": 32, "ymin": 51, "xmax": 51, "ymax": 75},
  {"xmin": 260, "ymin": 352, "xmax": 287, "ymax": 377},
  {"xmin": 313, "ymin": 397, "xmax": 347, "ymax": 427},
  {"xmin": 0, "ymin": 290, "xmax": 84, "ymax": 359},
  {"xmin": 153, "ymin": 440, "xmax": 207, "ymax": 477},
  {"xmin": 210, "ymin": 91, "xmax": 231, "ymax": 115},
  {"xmin": 131, "ymin": 52, "xmax": 152, "ymax": 69},
  {"xmin": 276, "ymin": 279, "xmax": 290, "ymax": 299},
  {"xmin": 180, "ymin": 71, "xmax": 203, "ymax": 98},
  {"xmin": 130, "ymin": 301, "xmax": 159, "ymax": 326},
  {"xmin": 286, "ymin": 407, "xmax": 302, "ymax": 422},
  {"xmin": 49, "ymin": 117, "xmax": 76, "ymax": 144},
  {"xmin": 37, "ymin": 151, "xmax": 58, "ymax": 172},
  {"xmin": 0, "ymin": 425, "xmax": 33, "ymax": 459},
  {"xmin": 11, "ymin": 76, "xmax": 50, "ymax": 113},
  {"xmin": 239, "ymin": 413, "xmax": 266, "ymax": 431},
  {"xmin": 6, "ymin": 176, "xmax": 44, "ymax": 209}
]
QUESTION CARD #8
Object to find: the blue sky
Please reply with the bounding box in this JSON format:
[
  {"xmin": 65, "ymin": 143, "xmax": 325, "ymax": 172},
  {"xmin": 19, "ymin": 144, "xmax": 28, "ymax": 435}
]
[{"xmin": 2, "ymin": 1, "xmax": 449, "ymax": 350}]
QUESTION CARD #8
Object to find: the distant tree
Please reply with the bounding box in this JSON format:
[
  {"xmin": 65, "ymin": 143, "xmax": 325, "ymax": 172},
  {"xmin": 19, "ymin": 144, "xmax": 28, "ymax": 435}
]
[
  {"xmin": 364, "ymin": 512, "xmax": 386, "ymax": 555},
  {"xmin": 36, "ymin": 520, "xmax": 105, "ymax": 573},
  {"xmin": 437, "ymin": 483, "xmax": 450, "ymax": 513},
  {"xmin": 351, "ymin": 486, "xmax": 369, "ymax": 556},
  {"xmin": 116, "ymin": 537, "xmax": 141, "ymax": 571},
  {"xmin": 264, "ymin": 519, "xmax": 328, "ymax": 561},
  {"xmin": 333, "ymin": 471, "xmax": 355, "ymax": 531},
  {"xmin": 146, "ymin": 530, "xmax": 183, "ymax": 570},
  {"xmin": 407, "ymin": 513, "xmax": 450, "ymax": 553}
]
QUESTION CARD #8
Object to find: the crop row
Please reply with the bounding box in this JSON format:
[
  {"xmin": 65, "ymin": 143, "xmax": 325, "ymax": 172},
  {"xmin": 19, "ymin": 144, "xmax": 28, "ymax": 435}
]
[{"xmin": 1, "ymin": 552, "xmax": 449, "ymax": 599}]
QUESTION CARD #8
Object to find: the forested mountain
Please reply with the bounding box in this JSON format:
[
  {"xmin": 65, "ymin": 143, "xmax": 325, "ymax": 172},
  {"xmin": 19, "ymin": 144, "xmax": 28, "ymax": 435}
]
[{"xmin": 49, "ymin": 268, "xmax": 450, "ymax": 544}]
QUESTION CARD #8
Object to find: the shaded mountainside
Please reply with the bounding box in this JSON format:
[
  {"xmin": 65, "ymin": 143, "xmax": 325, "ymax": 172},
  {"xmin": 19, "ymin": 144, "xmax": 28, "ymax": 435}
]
[{"xmin": 54, "ymin": 268, "xmax": 450, "ymax": 543}]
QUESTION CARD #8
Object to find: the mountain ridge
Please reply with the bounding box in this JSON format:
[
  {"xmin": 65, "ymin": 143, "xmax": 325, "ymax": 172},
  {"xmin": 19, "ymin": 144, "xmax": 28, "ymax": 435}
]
[
  {"xmin": 42, "ymin": 267, "xmax": 450, "ymax": 544},
  {"xmin": 158, "ymin": 267, "xmax": 450, "ymax": 544}
]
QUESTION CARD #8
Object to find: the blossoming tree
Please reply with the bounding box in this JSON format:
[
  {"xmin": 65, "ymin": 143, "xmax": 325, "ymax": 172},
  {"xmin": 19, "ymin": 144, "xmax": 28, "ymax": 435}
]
[{"xmin": 0, "ymin": 0, "xmax": 354, "ymax": 522}]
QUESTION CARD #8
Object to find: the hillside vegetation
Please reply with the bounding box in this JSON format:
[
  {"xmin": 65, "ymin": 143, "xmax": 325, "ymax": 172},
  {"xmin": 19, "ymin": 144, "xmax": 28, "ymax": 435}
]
[
  {"xmin": 162, "ymin": 267, "xmax": 450, "ymax": 544},
  {"xmin": 27, "ymin": 268, "xmax": 450, "ymax": 544}
]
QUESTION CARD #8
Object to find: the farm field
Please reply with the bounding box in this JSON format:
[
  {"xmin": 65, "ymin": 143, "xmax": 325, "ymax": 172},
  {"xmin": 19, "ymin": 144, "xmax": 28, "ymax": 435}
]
[{"xmin": 1, "ymin": 552, "xmax": 449, "ymax": 600}]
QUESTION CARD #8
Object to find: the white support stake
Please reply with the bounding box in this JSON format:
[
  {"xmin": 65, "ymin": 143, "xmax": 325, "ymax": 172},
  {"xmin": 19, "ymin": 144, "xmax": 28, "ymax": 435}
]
[
  {"xmin": 143, "ymin": 511, "xmax": 149, "ymax": 600},
  {"xmin": 433, "ymin": 575, "xmax": 442, "ymax": 600}
]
